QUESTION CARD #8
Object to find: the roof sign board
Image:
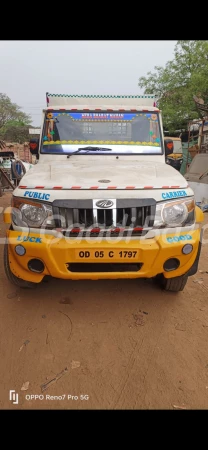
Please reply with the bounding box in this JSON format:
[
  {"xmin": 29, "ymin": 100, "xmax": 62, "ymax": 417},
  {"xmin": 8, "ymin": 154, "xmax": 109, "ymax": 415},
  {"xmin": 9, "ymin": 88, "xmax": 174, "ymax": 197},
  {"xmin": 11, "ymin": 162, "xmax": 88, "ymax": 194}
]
[{"xmin": 46, "ymin": 93, "xmax": 158, "ymax": 109}]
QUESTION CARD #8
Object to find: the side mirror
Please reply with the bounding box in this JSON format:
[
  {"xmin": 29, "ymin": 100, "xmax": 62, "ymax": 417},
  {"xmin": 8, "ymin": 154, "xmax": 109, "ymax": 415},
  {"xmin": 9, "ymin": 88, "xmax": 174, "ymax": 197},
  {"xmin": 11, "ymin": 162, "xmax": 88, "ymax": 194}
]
[
  {"xmin": 29, "ymin": 138, "xmax": 39, "ymax": 159},
  {"xmin": 164, "ymin": 139, "xmax": 174, "ymax": 156}
]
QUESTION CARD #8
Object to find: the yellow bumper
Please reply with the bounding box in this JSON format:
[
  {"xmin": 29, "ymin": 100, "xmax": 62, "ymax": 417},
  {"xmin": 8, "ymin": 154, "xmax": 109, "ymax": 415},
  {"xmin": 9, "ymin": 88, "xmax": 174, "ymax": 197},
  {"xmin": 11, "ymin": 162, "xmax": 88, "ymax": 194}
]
[{"xmin": 6, "ymin": 228, "xmax": 201, "ymax": 283}]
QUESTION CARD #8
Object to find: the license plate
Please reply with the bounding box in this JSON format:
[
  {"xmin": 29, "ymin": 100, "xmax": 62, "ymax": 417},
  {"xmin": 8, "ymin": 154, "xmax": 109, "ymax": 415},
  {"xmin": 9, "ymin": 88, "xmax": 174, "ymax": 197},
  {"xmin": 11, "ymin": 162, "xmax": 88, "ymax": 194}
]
[{"xmin": 75, "ymin": 249, "xmax": 139, "ymax": 261}]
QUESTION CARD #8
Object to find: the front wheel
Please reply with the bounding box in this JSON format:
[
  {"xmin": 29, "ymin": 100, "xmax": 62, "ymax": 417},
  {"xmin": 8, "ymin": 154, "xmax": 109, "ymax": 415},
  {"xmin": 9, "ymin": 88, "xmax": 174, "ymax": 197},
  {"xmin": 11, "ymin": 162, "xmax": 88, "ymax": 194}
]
[
  {"xmin": 156, "ymin": 274, "xmax": 188, "ymax": 292},
  {"xmin": 4, "ymin": 244, "xmax": 37, "ymax": 289}
]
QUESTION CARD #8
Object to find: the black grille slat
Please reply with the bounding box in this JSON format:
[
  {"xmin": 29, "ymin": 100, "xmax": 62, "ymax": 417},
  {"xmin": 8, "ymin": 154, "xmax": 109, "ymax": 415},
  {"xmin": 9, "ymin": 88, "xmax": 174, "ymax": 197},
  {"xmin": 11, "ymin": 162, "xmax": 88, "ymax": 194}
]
[
  {"xmin": 59, "ymin": 207, "xmax": 67, "ymax": 228},
  {"xmin": 98, "ymin": 209, "xmax": 104, "ymax": 225},
  {"xmin": 137, "ymin": 208, "xmax": 142, "ymax": 227},
  {"xmin": 117, "ymin": 208, "xmax": 132, "ymax": 227},
  {"xmin": 65, "ymin": 209, "xmax": 68, "ymax": 228},
  {"xmin": 66, "ymin": 209, "xmax": 71, "ymax": 227},
  {"xmin": 87, "ymin": 209, "xmax": 93, "ymax": 226},
  {"xmin": 131, "ymin": 207, "xmax": 137, "ymax": 227},
  {"xmin": 142, "ymin": 207, "xmax": 145, "ymax": 226},
  {"xmin": 144, "ymin": 206, "xmax": 150, "ymax": 227},
  {"xmin": 73, "ymin": 209, "xmax": 79, "ymax": 226},
  {"xmin": 126, "ymin": 209, "xmax": 131, "ymax": 226},
  {"xmin": 75, "ymin": 209, "xmax": 93, "ymax": 227},
  {"xmin": 122, "ymin": 209, "xmax": 125, "ymax": 225},
  {"xmin": 106, "ymin": 209, "xmax": 113, "ymax": 226}
]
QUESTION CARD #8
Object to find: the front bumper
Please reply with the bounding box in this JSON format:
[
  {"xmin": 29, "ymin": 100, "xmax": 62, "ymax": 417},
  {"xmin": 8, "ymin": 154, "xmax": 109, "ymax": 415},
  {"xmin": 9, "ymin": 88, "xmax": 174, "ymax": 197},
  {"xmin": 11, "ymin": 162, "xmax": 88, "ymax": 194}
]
[{"xmin": 6, "ymin": 228, "xmax": 201, "ymax": 282}]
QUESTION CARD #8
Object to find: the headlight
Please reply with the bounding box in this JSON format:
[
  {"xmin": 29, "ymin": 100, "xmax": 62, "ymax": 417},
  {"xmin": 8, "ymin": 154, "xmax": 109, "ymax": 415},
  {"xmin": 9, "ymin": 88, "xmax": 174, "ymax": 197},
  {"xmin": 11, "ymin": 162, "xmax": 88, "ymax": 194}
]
[
  {"xmin": 21, "ymin": 204, "xmax": 49, "ymax": 227},
  {"xmin": 163, "ymin": 202, "xmax": 188, "ymax": 225},
  {"xmin": 12, "ymin": 197, "xmax": 54, "ymax": 228},
  {"xmin": 154, "ymin": 197, "xmax": 195, "ymax": 228}
]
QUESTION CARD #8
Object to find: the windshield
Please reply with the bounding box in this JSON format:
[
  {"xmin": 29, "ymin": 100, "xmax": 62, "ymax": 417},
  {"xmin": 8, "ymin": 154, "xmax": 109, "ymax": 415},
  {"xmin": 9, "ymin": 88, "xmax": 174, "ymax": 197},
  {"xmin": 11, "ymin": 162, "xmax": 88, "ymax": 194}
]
[{"xmin": 41, "ymin": 111, "xmax": 162, "ymax": 155}]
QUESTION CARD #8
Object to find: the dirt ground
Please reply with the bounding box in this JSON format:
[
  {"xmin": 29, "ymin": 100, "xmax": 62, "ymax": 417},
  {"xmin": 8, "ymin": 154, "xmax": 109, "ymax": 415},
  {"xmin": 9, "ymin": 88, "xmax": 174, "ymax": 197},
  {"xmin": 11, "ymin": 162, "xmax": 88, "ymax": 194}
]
[{"xmin": 0, "ymin": 192, "xmax": 208, "ymax": 410}]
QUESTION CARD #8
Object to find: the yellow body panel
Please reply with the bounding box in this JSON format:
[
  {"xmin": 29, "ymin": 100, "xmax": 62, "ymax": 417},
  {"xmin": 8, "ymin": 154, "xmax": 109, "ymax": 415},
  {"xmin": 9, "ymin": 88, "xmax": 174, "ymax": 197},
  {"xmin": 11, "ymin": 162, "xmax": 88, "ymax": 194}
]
[
  {"xmin": 4, "ymin": 207, "xmax": 12, "ymax": 224},
  {"xmin": 6, "ymin": 227, "xmax": 201, "ymax": 283},
  {"xmin": 195, "ymin": 205, "xmax": 204, "ymax": 223}
]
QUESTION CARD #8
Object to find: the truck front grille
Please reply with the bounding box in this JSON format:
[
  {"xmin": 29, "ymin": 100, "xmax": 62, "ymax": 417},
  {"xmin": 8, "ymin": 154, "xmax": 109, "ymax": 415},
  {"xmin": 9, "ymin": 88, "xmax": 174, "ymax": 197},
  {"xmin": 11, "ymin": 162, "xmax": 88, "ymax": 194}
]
[{"xmin": 53, "ymin": 198, "xmax": 156, "ymax": 237}]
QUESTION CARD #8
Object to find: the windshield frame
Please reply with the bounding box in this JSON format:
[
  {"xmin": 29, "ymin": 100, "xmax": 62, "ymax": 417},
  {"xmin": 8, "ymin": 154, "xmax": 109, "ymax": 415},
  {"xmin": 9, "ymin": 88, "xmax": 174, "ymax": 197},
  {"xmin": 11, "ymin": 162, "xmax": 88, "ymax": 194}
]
[{"xmin": 40, "ymin": 109, "xmax": 164, "ymax": 156}]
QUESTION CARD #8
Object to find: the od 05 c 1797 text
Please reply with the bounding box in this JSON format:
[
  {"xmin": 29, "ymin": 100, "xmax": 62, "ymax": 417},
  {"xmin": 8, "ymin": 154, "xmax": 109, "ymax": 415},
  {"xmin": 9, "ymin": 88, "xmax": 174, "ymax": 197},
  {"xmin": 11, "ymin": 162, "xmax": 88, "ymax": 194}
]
[{"xmin": 78, "ymin": 250, "xmax": 138, "ymax": 258}]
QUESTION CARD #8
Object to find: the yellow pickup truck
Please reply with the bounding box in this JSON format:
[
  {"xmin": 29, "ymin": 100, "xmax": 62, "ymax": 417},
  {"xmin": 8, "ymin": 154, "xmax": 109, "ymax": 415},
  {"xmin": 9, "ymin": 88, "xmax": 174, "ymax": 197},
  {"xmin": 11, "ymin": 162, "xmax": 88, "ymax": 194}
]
[{"xmin": 3, "ymin": 94, "xmax": 204, "ymax": 292}]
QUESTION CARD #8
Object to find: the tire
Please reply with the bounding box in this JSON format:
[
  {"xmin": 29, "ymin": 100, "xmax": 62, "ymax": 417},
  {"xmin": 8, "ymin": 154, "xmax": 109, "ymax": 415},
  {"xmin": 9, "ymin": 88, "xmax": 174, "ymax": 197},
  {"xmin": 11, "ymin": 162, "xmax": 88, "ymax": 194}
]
[
  {"xmin": 156, "ymin": 274, "xmax": 188, "ymax": 292},
  {"xmin": 11, "ymin": 160, "xmax": 26, "ymax": 180},
  {"xmin": 4, "ymin": 243, "xmax": 37, "ymax": 289}
]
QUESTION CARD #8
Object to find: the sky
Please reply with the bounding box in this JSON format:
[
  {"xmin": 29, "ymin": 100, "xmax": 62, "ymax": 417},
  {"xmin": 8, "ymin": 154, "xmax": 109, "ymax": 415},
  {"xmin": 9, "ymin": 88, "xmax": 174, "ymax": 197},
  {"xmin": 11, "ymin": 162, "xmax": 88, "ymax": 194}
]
[{"xmin": 0, "ymin": 40, "xmax": 177, "ymax": 126}]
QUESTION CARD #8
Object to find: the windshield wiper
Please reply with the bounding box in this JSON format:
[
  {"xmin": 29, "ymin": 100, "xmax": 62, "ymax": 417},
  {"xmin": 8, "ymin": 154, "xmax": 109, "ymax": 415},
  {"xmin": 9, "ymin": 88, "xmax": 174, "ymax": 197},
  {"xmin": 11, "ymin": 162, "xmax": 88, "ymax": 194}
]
[{"xmin": 69, "ymin": 146, "xmax": 112, "ymax": 156}]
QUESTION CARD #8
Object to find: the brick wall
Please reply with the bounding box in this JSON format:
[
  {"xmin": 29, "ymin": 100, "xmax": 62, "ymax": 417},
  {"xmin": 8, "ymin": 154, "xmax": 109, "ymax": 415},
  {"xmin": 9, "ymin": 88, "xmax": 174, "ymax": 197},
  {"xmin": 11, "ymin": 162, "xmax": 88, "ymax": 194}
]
[{"xmin": 3, "ymin": 142, "xmax": 32, "ymax": 163}]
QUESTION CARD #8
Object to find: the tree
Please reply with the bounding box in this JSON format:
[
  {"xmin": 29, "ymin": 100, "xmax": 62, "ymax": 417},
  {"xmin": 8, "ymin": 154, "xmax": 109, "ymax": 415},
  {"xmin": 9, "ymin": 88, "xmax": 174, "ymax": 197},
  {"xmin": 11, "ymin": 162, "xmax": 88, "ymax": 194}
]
[
  {"xmin": 2, "ymin": 125, "xmax": 30, "ymax": 143},
  {"xmin": 0, "ymin": 93, "xmax": 32, "ymax": 143},
  {"xmin": 138, "ymin": 41, "xmax": 208, "ymax": 132}
]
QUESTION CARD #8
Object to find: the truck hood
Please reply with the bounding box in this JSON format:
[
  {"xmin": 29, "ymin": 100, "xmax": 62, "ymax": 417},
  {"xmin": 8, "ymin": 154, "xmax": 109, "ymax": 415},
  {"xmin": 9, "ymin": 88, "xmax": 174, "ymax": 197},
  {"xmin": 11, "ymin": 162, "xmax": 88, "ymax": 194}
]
[{"xmin": 20, "ymin": 161, "xmax": 188, "ymax": 189}]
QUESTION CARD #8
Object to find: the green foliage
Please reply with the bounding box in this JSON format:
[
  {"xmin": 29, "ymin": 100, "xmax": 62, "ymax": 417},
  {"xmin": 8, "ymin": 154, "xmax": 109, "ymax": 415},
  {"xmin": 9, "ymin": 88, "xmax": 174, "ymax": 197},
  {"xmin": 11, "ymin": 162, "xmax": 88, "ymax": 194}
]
[
  {"xmin": 2, "ymin": 125, "xmax": 30, "ymax": 143},
  {"xmin": 138, "ymin": 41, "xmax": 208, "ymax": 132},
  {"xmin": 0, "ymin": 93, "xmax": 32, "ymax": 143}
]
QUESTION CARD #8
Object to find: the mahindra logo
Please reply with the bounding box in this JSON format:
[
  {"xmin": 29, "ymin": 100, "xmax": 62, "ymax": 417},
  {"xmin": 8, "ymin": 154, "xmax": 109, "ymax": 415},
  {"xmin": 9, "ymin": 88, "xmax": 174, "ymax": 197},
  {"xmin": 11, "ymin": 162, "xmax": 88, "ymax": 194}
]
[{"xmin": 96, "ymin": 200, "xmax": 113, "ymax": 208}]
